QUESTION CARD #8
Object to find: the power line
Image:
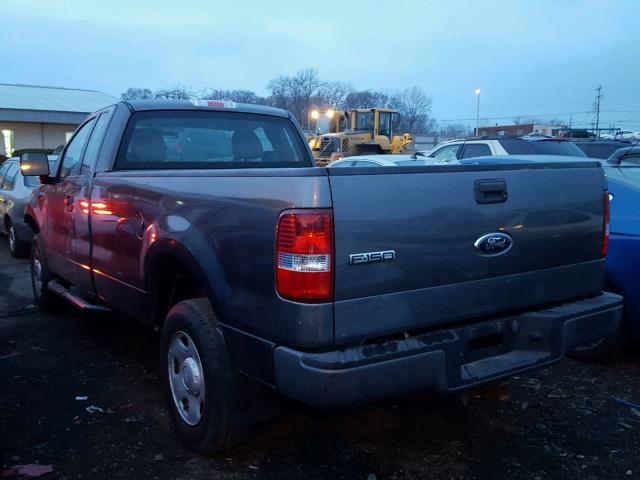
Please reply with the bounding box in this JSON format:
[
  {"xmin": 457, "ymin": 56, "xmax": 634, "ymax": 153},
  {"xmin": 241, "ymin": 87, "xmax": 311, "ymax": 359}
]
[{"xmin": 435, "ymin": 109, "xmax": 640, "ymax": 124}]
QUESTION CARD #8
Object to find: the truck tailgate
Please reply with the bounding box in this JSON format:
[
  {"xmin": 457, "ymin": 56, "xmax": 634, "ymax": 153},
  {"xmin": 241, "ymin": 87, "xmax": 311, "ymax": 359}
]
[{"xmin": 328, "ymin": 162, "xmax": 606, "ymax": 344}]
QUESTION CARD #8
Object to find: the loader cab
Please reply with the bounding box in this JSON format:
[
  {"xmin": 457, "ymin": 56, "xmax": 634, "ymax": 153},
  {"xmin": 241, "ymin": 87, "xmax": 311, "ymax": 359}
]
[{"xmin": 349, "ymin": 108, "xmax": 399, "ymax": 139}]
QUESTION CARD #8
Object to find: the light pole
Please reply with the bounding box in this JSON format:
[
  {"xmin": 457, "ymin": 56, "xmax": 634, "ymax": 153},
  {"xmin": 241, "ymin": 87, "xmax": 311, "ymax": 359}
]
[{"xmin": 474, "ymin": 89, "xmax": 481, "ymax": 136}]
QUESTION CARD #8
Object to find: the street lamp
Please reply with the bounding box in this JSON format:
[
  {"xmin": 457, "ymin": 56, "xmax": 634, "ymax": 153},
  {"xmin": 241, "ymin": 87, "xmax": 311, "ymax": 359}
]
[{"xmin": 474, "ymin": 89, "xmax": 481, "ymax": 137}]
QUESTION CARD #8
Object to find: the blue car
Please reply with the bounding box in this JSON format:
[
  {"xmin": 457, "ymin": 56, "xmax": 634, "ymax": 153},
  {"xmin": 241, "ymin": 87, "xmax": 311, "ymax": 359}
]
[{"xmin": 587, "ymin": 146, "xmax": 640, "ymax": 358}]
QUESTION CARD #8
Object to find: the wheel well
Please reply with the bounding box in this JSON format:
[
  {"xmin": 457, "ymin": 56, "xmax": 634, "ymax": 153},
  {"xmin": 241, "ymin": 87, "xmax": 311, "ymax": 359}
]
[
  {"xmin": 4, "ymin": 214, "xmax": 11, "ymax": 230},
  {"xmin": 24, "ymin": 214, "xmax": 39, "ymax": 233},
  {"xmin": 149, "ymin": 254, "xmax": 207, "ymax": 327}
]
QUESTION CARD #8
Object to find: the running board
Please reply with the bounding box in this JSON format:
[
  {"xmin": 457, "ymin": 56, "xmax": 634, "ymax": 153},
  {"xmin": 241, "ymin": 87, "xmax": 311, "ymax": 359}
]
[{"xmin": 48, "ymin": 280, "xmax": 110, "ymax": 313}]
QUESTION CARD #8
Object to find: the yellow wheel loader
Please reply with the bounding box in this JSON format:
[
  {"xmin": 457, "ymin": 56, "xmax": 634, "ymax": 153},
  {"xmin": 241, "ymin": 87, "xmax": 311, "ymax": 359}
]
[{"xmin": 309, "ymin": 108, "xmax": 414, "ymax": 166}]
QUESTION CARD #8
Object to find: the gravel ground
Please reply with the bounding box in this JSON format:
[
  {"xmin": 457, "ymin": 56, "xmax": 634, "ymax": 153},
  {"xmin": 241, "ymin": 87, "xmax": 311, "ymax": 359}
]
[{"xmin": 1, "ymin": 241, "xmax": 639, "ymax": 480}]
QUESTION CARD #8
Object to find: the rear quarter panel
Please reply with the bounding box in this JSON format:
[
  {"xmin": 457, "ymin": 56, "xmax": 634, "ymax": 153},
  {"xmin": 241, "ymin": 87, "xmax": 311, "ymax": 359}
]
[{"xmin": 89, "ymin": 168, "xmax": 335, "ymax": 348}]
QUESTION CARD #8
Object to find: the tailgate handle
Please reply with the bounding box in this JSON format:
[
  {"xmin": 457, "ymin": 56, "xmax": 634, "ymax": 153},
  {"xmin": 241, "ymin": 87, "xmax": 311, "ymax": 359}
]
[{"xmin": 475, "ymin": 179, "xmax": 507, "ymax": 204}]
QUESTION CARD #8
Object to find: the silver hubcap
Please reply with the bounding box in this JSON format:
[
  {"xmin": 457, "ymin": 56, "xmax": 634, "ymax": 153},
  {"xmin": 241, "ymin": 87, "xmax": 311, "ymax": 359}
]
[
  {"xmin": 168, "ymin": 331, "xmax": 205, "ymax": 426},
  {"xmin": 32, "ymin": 248, "xmax": 43, "ymax": 294},
  {"xmin": 8, "ymin": 227, "xmax": 15, "ymax": 251}
]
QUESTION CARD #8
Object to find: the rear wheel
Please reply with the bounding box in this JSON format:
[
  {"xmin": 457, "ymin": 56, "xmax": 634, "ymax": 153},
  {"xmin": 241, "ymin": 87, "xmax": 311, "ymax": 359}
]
[
  {"xmin": 8, "ymin": 222, "xmax": 29, "ymax": 258},
  {"xmin": 160, "ymin": 298, "xmax": 249, "ymax": 453},
  {"xmin": 30, "ymin": 236, "xmax": 64, "ymax": 312}
]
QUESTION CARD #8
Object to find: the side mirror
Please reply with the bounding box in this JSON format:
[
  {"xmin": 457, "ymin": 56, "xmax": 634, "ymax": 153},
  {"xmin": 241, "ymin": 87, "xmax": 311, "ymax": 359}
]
[{"xmin": 20, "ymin": 153, "xmax": 50, "ymax": 176}]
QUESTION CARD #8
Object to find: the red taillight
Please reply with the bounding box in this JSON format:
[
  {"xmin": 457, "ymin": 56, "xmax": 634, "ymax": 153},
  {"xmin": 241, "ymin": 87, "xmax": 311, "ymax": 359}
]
[
  {"xmin": 601, "ymin": 190, "xmax": 610, "ymax": 257},
  {"xmin": 276, "ymin": 209, "xmax": 334, "ymax": 303}
]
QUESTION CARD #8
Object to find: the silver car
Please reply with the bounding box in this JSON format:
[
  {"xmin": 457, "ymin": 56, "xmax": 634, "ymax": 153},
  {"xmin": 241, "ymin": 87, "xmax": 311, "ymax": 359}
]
[{"xmin": 0, "ymin": 156, "xmax": 58, "ymax": 257}]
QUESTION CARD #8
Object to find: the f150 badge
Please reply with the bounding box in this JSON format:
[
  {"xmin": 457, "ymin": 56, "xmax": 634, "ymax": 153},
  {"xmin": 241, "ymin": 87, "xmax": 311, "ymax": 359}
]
[
  {"xmin": 474, "ymin": 233, "xmax": 513, "ymax": 256},
  {"xmin": 349, "ymin": 250, "xmax": 396, "ymax": 265}
]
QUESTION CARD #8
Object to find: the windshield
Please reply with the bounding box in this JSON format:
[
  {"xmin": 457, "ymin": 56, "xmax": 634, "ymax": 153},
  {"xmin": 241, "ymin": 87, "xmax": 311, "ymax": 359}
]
[
  {"xmin": 354, "ymin": 111, "xmax": 374, "ymax": 131},
  {"xmin": 315, "ymin": 116, "xmax": 331, "ymax": 135},
  {"xmin": 116, "ymin": 111, "xmax": 311, "ymax": 170}
]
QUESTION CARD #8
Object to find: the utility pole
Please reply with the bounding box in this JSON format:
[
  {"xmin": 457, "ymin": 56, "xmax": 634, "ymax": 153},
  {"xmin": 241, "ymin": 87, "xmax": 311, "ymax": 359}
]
[
  {"xmin": 594, "ymin": 85, "xmax": 602, "ymax": 135},
  {"xmin": 474, "ymin": 89, "xmax": 481, "ymax": 136},
  {"xmin": 568, "ymin": 114, "xmax": 572, "ymax": 138}
]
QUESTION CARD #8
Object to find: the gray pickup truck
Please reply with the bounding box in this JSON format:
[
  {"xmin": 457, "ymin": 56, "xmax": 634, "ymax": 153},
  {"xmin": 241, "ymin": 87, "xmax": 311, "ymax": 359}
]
[{"xmin": 20, "ymin": 99, "xmax": 622, "ymax": 452}]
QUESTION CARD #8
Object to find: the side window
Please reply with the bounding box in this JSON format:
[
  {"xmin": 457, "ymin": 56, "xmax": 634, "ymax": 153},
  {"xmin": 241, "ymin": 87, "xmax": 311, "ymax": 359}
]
[
  {"xmin": 1, "ymin": 163, "xmax": 18, "ymax": 190},
  {"xmin": 354, "ymin": 161, "xmax": 381, "ymax": 167},
  {"xmin": 430, "ymin": 144, "xmax": 461, "ymax": 162},
  {"xmin": 0, "ymin": 163, "xmax": 10, "ymax": 187},
  {"xmin": 80, "ymin": 113, "xmax": 110, "ymax": 175},
  {"xmin": 460, "ymin": 143, "xmax": 492, "ymax": 159},
  {"xmin": 59, "ymin": 118, "xmax": 96, "ymax": 178}
]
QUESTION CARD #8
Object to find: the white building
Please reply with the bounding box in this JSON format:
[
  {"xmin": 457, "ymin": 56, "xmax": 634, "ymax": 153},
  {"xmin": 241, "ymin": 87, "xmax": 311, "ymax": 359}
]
[{"xmin": 0, "ymin": 83, "xmax": 117, "ymax": 158}]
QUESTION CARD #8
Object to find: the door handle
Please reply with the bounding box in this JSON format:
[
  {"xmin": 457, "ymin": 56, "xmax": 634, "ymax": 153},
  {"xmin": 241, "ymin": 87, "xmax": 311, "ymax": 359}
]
[{"xmin": 474, "ymin": 179, "xmax": 507, "ymax": 204}]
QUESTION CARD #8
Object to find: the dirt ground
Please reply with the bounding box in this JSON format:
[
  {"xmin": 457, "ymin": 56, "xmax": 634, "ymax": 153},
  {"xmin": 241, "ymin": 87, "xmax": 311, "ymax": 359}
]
[{"xmin": 1, "ymin": 241, "xmax": 639, "ymax": 480}]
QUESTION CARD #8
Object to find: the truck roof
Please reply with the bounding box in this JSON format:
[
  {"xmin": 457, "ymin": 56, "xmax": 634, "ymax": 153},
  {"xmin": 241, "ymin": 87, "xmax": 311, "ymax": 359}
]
[{"xmin": 119, "ymin": 99, "xmax": 290, "ymax": 118}]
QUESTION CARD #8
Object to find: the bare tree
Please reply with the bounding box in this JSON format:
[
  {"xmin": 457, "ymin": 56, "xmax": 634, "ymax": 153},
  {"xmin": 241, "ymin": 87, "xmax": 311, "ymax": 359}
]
[
  {"xmin": 314, "ymin": 81, "xmax": 353, "ymax": 109},
  {"xmin": 343, "ymin": 90, "xmax": 390, "ymax": 110},
  {"xmin": 266, "ymin": 68, "xmax": 323, "ymax": 126},
  {"xmin": 201, "ymin": 89, "xmax": 266, "ymax": 104},
  {"xmin": 266, "ymin": 74, "xmax": 292, "ymax": 110},
  {"xmin": 121, "ymin": 87, "xmax": 154, "ymax": 100},
  {"xmin": 389, "ymin": 87, "xmax": 433, "ymax": 133},
  {"xmin": 154, "ymin": 86, "xmax": 193, "ymax": 100}
]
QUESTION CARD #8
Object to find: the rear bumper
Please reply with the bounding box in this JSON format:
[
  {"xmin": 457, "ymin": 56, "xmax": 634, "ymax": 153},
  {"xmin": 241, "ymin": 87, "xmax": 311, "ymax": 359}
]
[{"xmin": 274, "ymin": 292, "xmax": 622, "ymax": 408}]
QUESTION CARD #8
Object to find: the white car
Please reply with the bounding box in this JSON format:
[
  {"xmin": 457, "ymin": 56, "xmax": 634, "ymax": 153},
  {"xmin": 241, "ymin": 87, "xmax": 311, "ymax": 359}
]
[
  {"xmin": 611, "ymin": 131, "xmax": 640, "ymax": 141},
  {"xmin": 422, "ymin": 137, "xmax": 586, "ymax": 162},
  {"xmin": 327, "ymin": 154, "xmax": 448, "ymax": 167}
]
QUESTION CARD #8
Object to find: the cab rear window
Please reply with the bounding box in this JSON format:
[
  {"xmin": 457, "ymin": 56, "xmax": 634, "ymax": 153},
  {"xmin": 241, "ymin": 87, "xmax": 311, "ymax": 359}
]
[{"xmin": 115, "ymin": 110, "xmax": 311, "ymax": 170}]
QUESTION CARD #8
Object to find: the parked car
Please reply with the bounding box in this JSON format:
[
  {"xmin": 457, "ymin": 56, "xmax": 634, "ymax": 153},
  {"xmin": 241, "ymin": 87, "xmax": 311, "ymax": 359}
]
[
  {"xmin": 424, "ymin": 136, "xmax": 586, "ymax": 162},
  {"xmin": 602, "ymin": 130, "xmax": 640, "ymax": 141},
  {"xmin": 20, "ymin": 99, "xmax": 621, "ymax": 452},
  {"xmin": 327, "ymin": 154, "xmax": 440, "ymax": 167},
  {"xmin": 0, "ymin": 156, "xmax": 58, "ymax": 257},
  {"xmin": 571, "ymin": 139, "xmax": 633, "ymax": 159}
]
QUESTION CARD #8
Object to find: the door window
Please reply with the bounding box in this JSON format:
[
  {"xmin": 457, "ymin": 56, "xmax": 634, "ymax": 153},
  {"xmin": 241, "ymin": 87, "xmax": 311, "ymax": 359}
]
[
  {"xmin": 0, "ymin": 163, "xmax": 10, "ymax": 187},
  {"xmin": 460, "ymin": 143, "xmax": 492, "ymax": 159},
  {"xmin": 81, "ymin": 113, "xmax": 110, "ymax": 175},
  {"xmin": 378, "ymin": 112, "xmax": 392, "ymax": 138},
  {"xmin": 1, "ymin": 163, "xmax": 19, "ymax": 190},
  {"xmin": 59, "ymin": 118, "xmax": 96, "ymax": 178}
]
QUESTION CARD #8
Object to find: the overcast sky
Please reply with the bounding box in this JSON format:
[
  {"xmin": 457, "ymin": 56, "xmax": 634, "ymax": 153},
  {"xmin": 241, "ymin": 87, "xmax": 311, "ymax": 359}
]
[{"xmin": 5, "ymin": 0, "xmax": 640, "ymax": 130}]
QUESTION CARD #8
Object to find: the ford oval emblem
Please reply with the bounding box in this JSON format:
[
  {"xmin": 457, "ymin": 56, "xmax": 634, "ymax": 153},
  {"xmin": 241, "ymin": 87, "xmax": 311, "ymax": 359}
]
[{"xmin": 474, "ymin": 232, "xmax": 513, "ymax": 256}]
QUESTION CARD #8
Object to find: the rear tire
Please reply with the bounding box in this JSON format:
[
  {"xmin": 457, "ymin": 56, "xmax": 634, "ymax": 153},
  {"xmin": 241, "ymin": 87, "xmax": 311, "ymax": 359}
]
[
  {"xmin": 8, "ymin": 223, "xmax": 29, "ymax": 258},
  {"xmin": 30, "ymin": 235, "xmax": 64, "ymax": 312},
  {"xmin": 160, "ymin": 298, "xmax": 250, "ymax": 453}
]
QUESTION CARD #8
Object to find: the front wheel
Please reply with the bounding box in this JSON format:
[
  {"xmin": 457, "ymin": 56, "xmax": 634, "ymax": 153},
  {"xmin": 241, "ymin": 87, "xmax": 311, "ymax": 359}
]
[
  {"xmin": 160, "ymin": 298, "xmax": 249, "ymax": 453},
  {"xmin": 30, "ymin": 236, "xmax": 64, "ymax": 312},
  {"xmin": 8, "ymin": 223, "xmax": 29, "ymax": 258}
]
